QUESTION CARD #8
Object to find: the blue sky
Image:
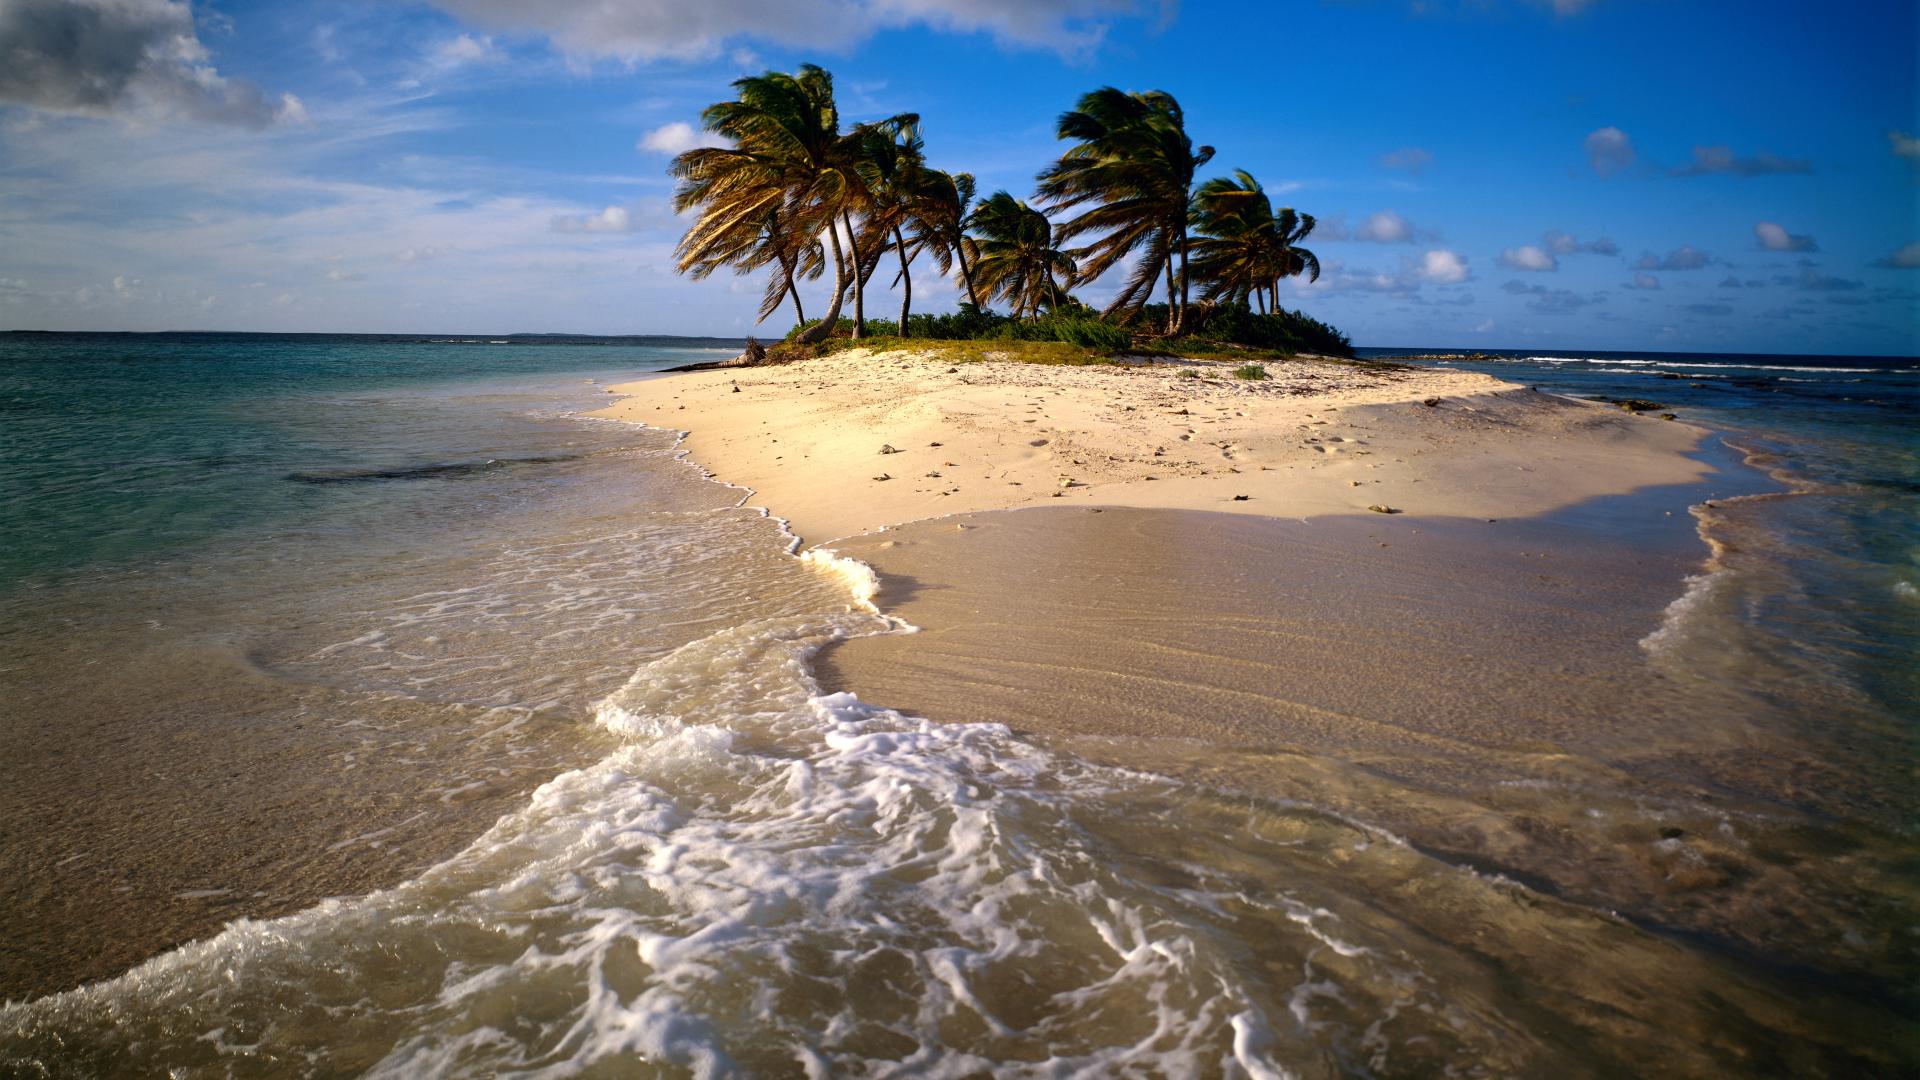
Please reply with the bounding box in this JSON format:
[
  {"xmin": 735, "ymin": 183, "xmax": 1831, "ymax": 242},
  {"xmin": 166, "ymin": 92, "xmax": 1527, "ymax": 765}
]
[{"xmin": 1, "ymin": 0, "xmax": 1915, "ymax": 354}]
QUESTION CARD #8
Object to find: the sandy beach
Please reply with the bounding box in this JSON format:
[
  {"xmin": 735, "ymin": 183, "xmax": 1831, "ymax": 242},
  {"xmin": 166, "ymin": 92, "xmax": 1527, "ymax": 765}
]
[
  {"xmin": 588, "ymin": 347, "xmax": 1919, "ymax": 1071},
  {"xmin": 595, "ymin": 348, "xmax": 1711, "ymax": 546}
]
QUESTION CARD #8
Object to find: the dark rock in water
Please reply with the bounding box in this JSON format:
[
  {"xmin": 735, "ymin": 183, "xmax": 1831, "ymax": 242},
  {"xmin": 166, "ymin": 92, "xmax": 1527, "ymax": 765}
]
[
  {"xmin": 1690, "ymin": 382, "xmax": 1708, "ymax": 388},
  {"xmin": 1593, "ymin": 396, "xmax": 1666, "ymax": 412},
  {"xmin": 1661, "ymin": 413, "xmax": 1677, "ymax": 420},
  {"xmin": 1657, "ymin": 372, "xmax": 1682, "ymax": 380},
  {"xmin": 1367, "ymin": 505, "xmax": 1400, "ymax": 514}
]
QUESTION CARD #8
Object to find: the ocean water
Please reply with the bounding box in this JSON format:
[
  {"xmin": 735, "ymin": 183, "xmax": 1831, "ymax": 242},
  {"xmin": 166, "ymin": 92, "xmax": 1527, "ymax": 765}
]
[
  {"xmin": 0, "ymin": 333, "xmax": 1914, "ymax": 1075},
  {"xmin": 1357, "ymin": 347, "xmax": 1920, "ymax": 742}
]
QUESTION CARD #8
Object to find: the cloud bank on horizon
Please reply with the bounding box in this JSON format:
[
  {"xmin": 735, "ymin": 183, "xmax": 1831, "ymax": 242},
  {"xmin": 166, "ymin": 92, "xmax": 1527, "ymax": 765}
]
[{"xmin": 0, "ymin": 0, "xmax": 1914, "ymax": 355}]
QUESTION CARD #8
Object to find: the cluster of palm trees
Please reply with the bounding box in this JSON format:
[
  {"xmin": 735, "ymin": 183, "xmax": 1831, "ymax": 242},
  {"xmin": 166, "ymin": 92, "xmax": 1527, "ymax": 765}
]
[{"xmin": 669, "ymin": 65, "xmax": 1320, "ymax": 343}]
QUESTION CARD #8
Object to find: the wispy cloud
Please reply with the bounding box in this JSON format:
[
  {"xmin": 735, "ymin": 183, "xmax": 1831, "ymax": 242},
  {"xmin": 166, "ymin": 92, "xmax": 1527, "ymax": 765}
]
[
  {"xmin": 1377, "ymin": 146, "xmax": 1433, "ymax": 174},
  {"xmin": 420, "ymin": 0, "xmax": 1153, "ymax": 62},
  {"xmin": 1541, "ymin": 230, "xmax": 1618, "ymax": 256},
  {"xmin": 1501, "ymin": 279, "xmax": 1602, "ymax": 313},
  {"xmin": 1671, "ymin": 145, "xmax": 1810, "ymax": 177},
  {"xmin": 1635, "ymin": 245, "xmax": 1712, "ymax": 271}
]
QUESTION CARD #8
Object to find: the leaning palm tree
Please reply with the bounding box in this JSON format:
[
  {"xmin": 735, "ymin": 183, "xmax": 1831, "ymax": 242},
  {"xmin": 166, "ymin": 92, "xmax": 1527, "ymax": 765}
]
[
  {"xmin": 674, "ymin": 197, "xmax": 822, "ymax": 328},
  {"xmin": 1189, "ymin": 170, "xmax": 1274, "ymax": 308},
  {"xmin": 1036, "ymin": 87, "xmax": 1213, "ymax": 334},
  {"xmin": 672, "ymin": 66, "xmax": 909, "ymax": 344},
  {"xmin": 1266, "ymin": 206, "xmax": 1321, "ymax": 312},
  {"xmin": 1191, "ymin": 171, "xmax": 1321, "ymax": 313},
  {"xmin": 852, "ymin": 120, "xmax": 927, "ymax": 335},
  {"xmin": 969, "ymin": 191, "xmax": 1075, "ymax": 319},
  {"xmin": 902, "ymin": 168, "xmax": 980, "ymax": 309}
]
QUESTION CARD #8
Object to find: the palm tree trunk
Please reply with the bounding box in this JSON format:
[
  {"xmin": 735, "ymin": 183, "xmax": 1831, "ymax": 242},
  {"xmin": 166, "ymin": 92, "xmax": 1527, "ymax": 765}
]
[
  {"xmin": 782, "ymin": 256, "xmax": 806, "ymax": 326},
  {"xmin": 796, "ymin": 225, "xmax": 849, "ymax": 345},
  {"xmin": 1162, "ymin": 254, "xmax": 1178, "ymax": 335},
  {"xmin": 954, "ymin": 239, "xmax": 979, "ymax": 308},
  {"xmin": 893, "ymin": 225, "xmax": 912, "ymax": 337},
  {"xmin": 1270, "ymin": 279, "xmax": 1280, "ymax": 315},
  {"xmin": 1174, "ymin": 224, "xmax": 1192, "ymax": 336},
  {"xmin": 842, "ymin": 212, "xmax": 865, "ymax": 339},
  {"xmin": 1255, "ymin": 287, "xmax": 1265, "ymax": 316}
]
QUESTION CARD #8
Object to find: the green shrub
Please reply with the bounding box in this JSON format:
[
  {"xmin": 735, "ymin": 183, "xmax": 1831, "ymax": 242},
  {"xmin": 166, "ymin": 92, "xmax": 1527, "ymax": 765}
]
[
  {"xmin": 788, "ymin": 304, "xmax": 1134, "ymax": 352},
  {"xmin": 1120, "ymin": 301, "xmax": 1353, "ymax": 357},
  {"xmin": 1233, "ymin": 364, "xmax": 1268, "ymax": 380}
]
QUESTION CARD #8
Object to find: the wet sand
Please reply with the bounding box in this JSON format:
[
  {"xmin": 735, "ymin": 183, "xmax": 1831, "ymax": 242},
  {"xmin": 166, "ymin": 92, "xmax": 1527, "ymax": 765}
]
[{"xmin": 816, "ymin": 501, "xmax": 1919, "ymax": 1060}]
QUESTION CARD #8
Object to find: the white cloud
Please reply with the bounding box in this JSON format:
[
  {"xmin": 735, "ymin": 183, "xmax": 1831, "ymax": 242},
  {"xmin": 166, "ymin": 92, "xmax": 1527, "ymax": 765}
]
[
  {"xmin": 1354, "ymin": 210, "xmax": 1415, "ymax": 243},
  {"xmin": 1585, "ymin": 126, "xmax": 1635, "ymax": 177},
  {"xmin": 550, "ymin": 199, "xmax": 672, "ymax": 234},
  {"xmin": 1416, "ymin": 249, "xmax": 1469, "ymax": 284},
  {"xmin": 1754, "ymin": 221, "xmax": 1817, "ymax": 252},
  {"xmin": 1498, "ymin": 245, "xmax": 1558, "ymax": 272},
  {"xmin": 552, "ymin": 205, "xmax": 634, "ymax": 233},
  {"xmin": 1872, "ymin": 242, "xmax": 1920, "ymax": 269},
  {"xmin": 1628, "ymin": 272, "xmax": 1660, "ymax": 290},
  {"xmin": 433, "ymin": 34, "xmax": 501, "ymax": 67},
  {"xmin": 423, "ymin": 0, "xmax": 1147, "ymax": 61},
  {"xmin": 276, "ymin": 94, "xmax": 310, "ymax": 126},
  {"xmin": 638, "ymin": 121, "xmax": 727, "ymax": 155},
  {"xmin": 0, "ymin": 0, "xmax": 292, "ymax": 127},
  {"xmin": 1890, "ymin": 131, "xmax": 1920, "ymax": 161}
]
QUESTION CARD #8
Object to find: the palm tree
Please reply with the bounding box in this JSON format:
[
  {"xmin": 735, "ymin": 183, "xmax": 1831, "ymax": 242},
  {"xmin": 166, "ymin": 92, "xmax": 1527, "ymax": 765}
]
[
  {"xmin": 673, "ymin": 65, "xmax": 909, "ymax": 344},
  {"xmin": 1266, "ymin": 206, "xmax": 1321, "ymax": 313},
  {"xmin": 672, "ymin": 196, "xmax": 822, "ymax": 328},
  {"xmin": 903, "ymin": 168, "xmax": 980, "ymax": 309},
  {"xmin": 969, "ymin": 191, "xmax": 1075, "ymax": 319},
  {"xmin": 1191, "ymin": 171, "xmax": 1321, "ymax": 314},
  {"xmin": 1036, "ymin": 87, "xmax": 1213, "ymax": 334},
  {"xmin": 852, "ymin": 120, "xmax": 927, "ymax": 336}
]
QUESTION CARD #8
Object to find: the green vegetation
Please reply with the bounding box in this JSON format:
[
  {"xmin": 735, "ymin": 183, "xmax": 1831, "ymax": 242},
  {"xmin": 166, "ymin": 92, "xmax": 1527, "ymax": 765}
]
[
  {"xmin": 669, "ymin": 65, "xmax": 1349, "ymax": 356},
  {"xmin": 1233, "ymin": 364, "xmax": 1268, "ymax": 380}
]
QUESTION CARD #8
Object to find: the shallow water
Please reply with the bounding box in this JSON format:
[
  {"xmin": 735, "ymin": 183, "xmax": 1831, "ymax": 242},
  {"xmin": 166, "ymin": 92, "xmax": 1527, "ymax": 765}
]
[{"xmin": 1, "ymin": 335, "xmax": 1915, "ymax": 1075}]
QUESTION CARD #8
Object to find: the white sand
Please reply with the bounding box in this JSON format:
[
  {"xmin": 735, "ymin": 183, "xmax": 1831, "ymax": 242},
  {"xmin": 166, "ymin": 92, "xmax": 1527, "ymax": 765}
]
[{"xmin": 596, "ymin": 348, "xmax": 1710, "ymax": 545}]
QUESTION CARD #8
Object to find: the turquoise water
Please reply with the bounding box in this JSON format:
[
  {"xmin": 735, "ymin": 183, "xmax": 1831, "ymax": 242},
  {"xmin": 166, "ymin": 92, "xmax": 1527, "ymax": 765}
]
[{"xmin": 0, "ymin": 332, "xmax": 741, "ymax": 587}]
